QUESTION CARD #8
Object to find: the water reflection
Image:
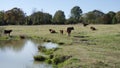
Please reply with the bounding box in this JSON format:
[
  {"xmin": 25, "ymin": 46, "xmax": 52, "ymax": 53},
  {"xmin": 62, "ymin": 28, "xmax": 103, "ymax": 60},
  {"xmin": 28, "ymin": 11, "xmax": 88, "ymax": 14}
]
[
  {"xmin": 42, "ymin": 42, "xmax": 58, "ymax": 49},
  {"xmin": 0, "ymin": 40, "xmax": 52, "ymax": 68}
]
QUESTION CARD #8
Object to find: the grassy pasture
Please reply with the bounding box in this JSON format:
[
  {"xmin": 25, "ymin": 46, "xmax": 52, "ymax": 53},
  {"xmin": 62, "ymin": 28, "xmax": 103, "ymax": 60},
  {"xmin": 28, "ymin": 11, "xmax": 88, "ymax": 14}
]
[{"xmin": 0, "ymin": 24, "xmax": 120, "ymax": 68}]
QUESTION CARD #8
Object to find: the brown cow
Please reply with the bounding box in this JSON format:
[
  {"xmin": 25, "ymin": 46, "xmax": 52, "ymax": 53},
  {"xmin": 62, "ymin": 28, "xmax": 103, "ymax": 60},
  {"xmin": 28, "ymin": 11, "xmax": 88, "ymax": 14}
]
[
  {"xmin": 83, "ymin": 23, "xmax": 89, "ymax": 27},
  {"xmin": 49, "ymin": 29, "xmax": 57, "ymax": 33},
  {"xmin": 90, "ymin": 26, "xmax": 97, "ymax": 31},
  {"xmin": 67, "ymin": 27, "xmax": 74, "ymax": 36},
  {"xmin": 60, "ymin": 30, "xmax": 63, "ymax": 34}
]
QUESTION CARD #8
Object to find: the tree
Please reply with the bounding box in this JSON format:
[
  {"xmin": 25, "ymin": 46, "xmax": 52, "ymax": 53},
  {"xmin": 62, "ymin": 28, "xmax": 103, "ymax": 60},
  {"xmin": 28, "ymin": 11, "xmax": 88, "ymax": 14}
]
[
  {"xmin": 114, "ymin": 11, "xmax": 120, "ymax": 23},
  {"xmin": 43, "ymin": 13, "xmax": 52, "ymax": 24},
  {"xmin": 82, "ymin": 10, "xmax": 104, "ymax": 24},
  {"xmin": 70, "ymin": 6, "xmax": 82, "ymax": 23},
  {"xmin": 0, "ymin": 11, "xmax": 5, "ymax": 25},
  {"xmin": 30, "ymin": 11, "xmax": 43, "ymax": 25},
  {"xmin": 101, "ymin": 14, "xmax": 111, "ymax": 24},
  {"xmin": 107, "ymin": 11, "xmax": 116, "ymax": 24},
  {"xmin": 30, "ymin": 11, "xmax": 52, "ymax": 25},
  {"xmin": 112, "ymin": 16, "xmax": 117, "ymax": 24},
  {"xmin": 4, "ymin": 7, "xmax": 26, "ymax": 25},
  {"xmin": 52, "ymin": 10, "xmax": 66, "ymax": 24}
]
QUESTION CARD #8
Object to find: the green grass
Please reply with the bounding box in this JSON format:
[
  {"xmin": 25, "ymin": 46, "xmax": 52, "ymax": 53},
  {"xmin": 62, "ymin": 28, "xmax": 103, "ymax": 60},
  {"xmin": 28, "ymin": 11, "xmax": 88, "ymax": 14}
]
[{"xmin": 0, "ymin": 24, "xmax": 120, "ymax": 68}]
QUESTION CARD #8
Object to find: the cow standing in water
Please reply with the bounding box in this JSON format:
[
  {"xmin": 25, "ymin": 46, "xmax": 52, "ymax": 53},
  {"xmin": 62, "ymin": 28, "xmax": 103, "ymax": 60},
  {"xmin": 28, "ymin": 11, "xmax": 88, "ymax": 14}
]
[
  {"xmin": 4, "ymin": 30, "xmax": 12, "ymax": 36},
  {"xmin": 67, "ymin": 27, "xmax": 74, "ymax": 36}
]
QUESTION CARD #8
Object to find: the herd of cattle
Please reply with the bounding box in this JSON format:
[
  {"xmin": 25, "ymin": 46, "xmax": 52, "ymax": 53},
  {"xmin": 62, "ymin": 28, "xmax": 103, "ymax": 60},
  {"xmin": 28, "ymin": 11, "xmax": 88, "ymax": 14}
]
[
  {"xmin": 49, "ymin": 26, "xmax": 74, "ymax": 36},
  {"xmin": 49, "ymin": 23, "xmax": 97, "ymax": 36},
  {"xmin": 3, "ymin": 23, "xmax": 97, "ymax": 37}
]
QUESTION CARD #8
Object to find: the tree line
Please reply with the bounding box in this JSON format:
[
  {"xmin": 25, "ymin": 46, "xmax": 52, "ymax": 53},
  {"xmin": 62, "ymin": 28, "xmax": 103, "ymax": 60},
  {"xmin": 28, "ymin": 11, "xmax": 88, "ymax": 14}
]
[{"xmin": 0, "ymin": 6, "xmax": 120, "ymax": 25}]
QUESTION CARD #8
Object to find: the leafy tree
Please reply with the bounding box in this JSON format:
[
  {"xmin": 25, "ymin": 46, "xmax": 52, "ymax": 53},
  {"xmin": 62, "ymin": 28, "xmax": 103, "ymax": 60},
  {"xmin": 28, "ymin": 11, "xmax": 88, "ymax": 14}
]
[
  {"xmin": 30, "ymin": 11, "xmax": 43, "ymax": 25},
  {"xmin": 52, "ymin": 10, "xmax": 66, "ymax": 24},
  {"xmin": 30, "ymin": 11, "xmax": 52, "ymax": 25},
  {"xmin": 101, "ymin": 14, "xmax": 111, "ymax": 24},
  {"xmin": 70, "ymin": 6, "xmax": 82, "ymax": 23},
  {"xmin": 107, "ymin": 11, "xmax": 116, "ymax": 24},
  {"xmin": 82, "ymin": 10, "xmax": 104, "ymax": 24},
  {"xmin": 4, "ymin": 7, "xmax": 25, "ymax": 25},
  {"xmin": 0, "ymin": 11, "xmax": 5, "ymax": 25},
  {"xmin": 112, "ymin": 16, "xmax": 117, "ymax": 24},
  {"xmin": 65, "ymin": 17, "xmax": 75, "ymax": 24},
  {"xmin": 114, "ymin": 11, "xmax": 120, "ymax": 23},
  {"xmin": 43, "ymin": 13, "xmax": 52, "ymax": 24}
]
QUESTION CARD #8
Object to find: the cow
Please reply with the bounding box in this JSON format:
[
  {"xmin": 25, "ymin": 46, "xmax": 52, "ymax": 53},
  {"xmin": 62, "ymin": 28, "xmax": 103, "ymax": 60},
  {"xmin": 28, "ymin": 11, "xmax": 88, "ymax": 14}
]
[
  {"xmin": 67, "ymin": 27, "xmax": 74, "ymax": 36},
  {"xmin": 83, "ymin": 23, "xmax": 89, "ymax": 27},
  {"xmin": 49, "ymin": 29, "xmax": 57, "ymax": 33},
  {"xmin": 4, "ymin": 30, "xmax": 12, "ymax": 36},
  {"xmin": 90, "ymin": 26, "xmax": 97, "ymax": 31},
  {"xmin": 60, "ymin": 30, "xmax": 63, "ymax": 34}
]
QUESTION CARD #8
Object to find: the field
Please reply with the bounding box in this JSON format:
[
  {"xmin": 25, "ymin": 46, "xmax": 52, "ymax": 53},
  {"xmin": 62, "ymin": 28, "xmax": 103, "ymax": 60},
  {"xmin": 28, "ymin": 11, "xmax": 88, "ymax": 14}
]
[{"xmin": 1, "ymin": 24, "xmax": 120, "ymax": 68}]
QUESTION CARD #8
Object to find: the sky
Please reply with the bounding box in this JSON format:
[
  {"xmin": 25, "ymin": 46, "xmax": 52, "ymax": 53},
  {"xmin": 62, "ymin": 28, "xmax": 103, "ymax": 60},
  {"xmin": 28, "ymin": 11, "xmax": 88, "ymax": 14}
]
[{"xmin": 0, "ymin": 0, "xmax": 120, "ymax": 18}]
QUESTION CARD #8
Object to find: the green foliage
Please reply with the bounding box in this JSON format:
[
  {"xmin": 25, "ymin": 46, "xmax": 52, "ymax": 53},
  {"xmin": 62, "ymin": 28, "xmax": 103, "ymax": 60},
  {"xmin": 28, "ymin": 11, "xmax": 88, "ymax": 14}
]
[
  {"xmin": 70, "ymin": 6, "xmax": 82, "ymax": 23},
  {"xmin": 65, "ymin": 17, "xmax": 77, "ymax": 24},
  {"xmin": 4, "ymin": 7, "xmax": 25, "ymax": 25},
  {"xmin": 114, "ymin": 11, "xmax": 120, "ymax": 23},
  {"xmin": 34, "ymin": 55, "xmax": 47, "ymax": 61},
  {"xmin": 0, "ymin": 7, "xmax": 120, "ymax": 25},
  {"xmin": 38, "ymin": 45, "xmax": 59, "ymax": 55},
  {"xmin": 101, "ymin": 14, "xmax": 111, "ymax": 24},
  {"xmin": 0, "ymin": 27, "xmax": 4, "ymax": 36},
  {"xmin": 82, "ymin": 10, "xmax": 104, "ymax": 24},
  {"xmin": 52, "ymin": 10, "xmax": 66, "ymax": 24},
  {"xmin": 51, "ymin": 55, "xmax": 71, "ymax": 65},
  {"xmin": 112, "ymin": 16, "xmax": 117, "ymax": 24},
  {"xmin": 0, "ymin": 11, "xmax": 4, "ymax": 25},
  {"xmin": 30, "ymin": 11, "xmax": 52, "ymax": 25}
]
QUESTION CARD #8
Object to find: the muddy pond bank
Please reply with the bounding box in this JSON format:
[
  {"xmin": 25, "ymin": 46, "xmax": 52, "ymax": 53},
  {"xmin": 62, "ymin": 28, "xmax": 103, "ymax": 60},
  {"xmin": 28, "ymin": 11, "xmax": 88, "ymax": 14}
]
[{"xmin": 0, "ymin": 39, "xmax": 53, "ymax": 68}]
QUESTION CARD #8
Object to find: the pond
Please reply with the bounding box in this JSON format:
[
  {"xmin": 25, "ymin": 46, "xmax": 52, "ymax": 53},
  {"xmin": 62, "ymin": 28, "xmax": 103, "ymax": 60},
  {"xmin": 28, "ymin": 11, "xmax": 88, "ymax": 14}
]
[{"xmin": 0, "ymin": 40, "xmax": 54, "ymax": 68}]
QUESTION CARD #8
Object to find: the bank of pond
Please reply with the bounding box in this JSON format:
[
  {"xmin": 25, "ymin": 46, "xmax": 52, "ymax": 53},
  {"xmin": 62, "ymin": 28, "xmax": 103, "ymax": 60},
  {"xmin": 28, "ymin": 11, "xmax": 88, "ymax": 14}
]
[{"xmin": 0, "ymin": 39, "xmax": 72, "ymax": 68}]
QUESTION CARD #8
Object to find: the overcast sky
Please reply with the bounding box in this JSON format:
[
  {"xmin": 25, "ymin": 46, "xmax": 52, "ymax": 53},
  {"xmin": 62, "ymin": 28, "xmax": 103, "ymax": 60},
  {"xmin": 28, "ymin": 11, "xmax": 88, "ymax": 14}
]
[{"xmin": 0, "ymin": 0, "xmax": 120, "ymax": 18}]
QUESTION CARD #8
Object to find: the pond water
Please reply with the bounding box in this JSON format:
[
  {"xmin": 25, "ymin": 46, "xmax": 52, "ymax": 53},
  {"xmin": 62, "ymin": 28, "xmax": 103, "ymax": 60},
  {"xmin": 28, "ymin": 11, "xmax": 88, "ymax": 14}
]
[
  {"xmin": 0, "ymin": 40, "xmax": 53, "ymax": 68},
  {"xmin": 42, "ymin": 42, "xmax": 58, "ymax": 49}
]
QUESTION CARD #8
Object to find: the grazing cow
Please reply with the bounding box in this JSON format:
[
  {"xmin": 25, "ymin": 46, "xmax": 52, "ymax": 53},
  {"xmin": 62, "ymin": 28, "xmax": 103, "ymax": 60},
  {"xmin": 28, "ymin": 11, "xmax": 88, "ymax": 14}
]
[
  {"xmin": 49, "ymin": 29, "xmax": 57, "ymax": 33},
  {"xmin": 90, "ymin": 26, "xmax": 97, "ymax": 31},
  {"xmin": 60, "ymin": 30, "xmax": 63, "ymax": 34},
  {"xmin": 67, "ymin": 27, "xmax": 74, "ymax": 36},
  {"xmin": 4, "ymin": 30, "xmax": 12, "ymax": 36},
  {"xmin": 83, "ymin": 23, "xmax": 89, "ymax": 27}
]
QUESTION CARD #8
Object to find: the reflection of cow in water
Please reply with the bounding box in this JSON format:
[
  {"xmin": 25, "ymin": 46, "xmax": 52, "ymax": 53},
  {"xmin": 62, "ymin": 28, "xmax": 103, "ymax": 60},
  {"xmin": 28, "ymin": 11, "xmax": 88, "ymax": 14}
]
[
  {"xmin": 67, "ymin": 27, "xmax": 74, "ymax": 36},
  {"xmin": 4, "ymin": 30, "xmax": 12, "ymax": 36},
  {"xmin": 49, "ymin": 29, "xmax": 57, "ymax": 33}
]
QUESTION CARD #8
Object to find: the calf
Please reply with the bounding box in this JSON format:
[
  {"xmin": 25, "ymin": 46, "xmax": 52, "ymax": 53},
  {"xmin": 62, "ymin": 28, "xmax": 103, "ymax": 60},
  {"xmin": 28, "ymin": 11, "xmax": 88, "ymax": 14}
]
[
  {"xmin": 67, "ymin": 27, "xmax": 74, "ymax": 36},
  {"xmin": 90, "ymin": 26, "xmax": 97, "ymax": 31},
  {"xmin": 49, "ymin": 29, "xmax": 57, "ymax": 33},
  {"xmin": 83, "ymin": 23, "xmax": 89, "ymax": 27},
  {"xmin": 60, "ymin": 30, "xmax": 63, "ymax": 34},
  {"xmin": 4, "ymin": 30, "xmax": 12, "ymax": 36}
]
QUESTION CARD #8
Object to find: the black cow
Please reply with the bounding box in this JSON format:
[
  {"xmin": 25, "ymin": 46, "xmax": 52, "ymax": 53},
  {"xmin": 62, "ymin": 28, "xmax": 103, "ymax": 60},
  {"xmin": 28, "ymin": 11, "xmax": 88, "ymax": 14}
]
[
  {"xmin": 4, "ymin": 30, "xmax": 12, "ymax": 36},
  {"xmin": 90, "ymin": 26, "xmax": 97, "ymax": 31},
  {"xmin": 67, "ymin": 27, "xmax": 74, "ymax": 36}
]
